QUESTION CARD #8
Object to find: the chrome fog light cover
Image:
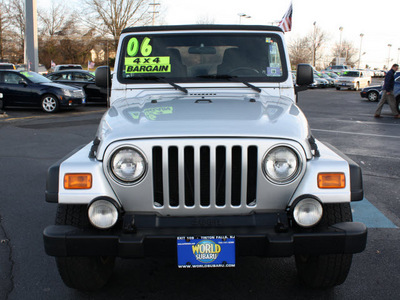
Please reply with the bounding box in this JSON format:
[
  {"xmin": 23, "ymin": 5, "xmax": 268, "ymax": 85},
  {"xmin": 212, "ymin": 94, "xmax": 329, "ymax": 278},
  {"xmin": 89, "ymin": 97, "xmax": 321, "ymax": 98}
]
[
  {"xmin": 293, "ymin": 198, "xmax": 323, "ymax": 227},
  {"xmin": 88, "ymin": 200, "xmax": 119, "ymax": 229},
  {"xmin": 110, "ymin": 147, "xmax": 147, "ymax": 183},
  {"xmin": 263, "ymin": 146, "xmax": 300, "ymax": 184}
]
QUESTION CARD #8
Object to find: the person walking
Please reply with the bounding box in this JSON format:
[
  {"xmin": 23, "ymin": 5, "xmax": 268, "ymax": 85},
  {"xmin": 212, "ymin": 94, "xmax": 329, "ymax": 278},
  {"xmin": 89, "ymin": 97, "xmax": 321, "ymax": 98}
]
[{"xmin": 374, "ymin": 64, "xmax": 399, "ymax": 118}]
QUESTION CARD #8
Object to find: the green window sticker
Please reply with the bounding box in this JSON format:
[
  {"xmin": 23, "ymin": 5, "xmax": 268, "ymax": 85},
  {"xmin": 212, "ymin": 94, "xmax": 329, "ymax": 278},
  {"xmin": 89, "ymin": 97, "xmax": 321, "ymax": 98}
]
[
  {"xmin": 21, "ymin": 72, "xmax": 33, "ymax": 78},
  {"xmin": 125, "ymin": 56, "xmax": 171, "ymax": 74},
  {"xmin": 126, "ymin": 37, "xmax": 153, "ymax": 57}
]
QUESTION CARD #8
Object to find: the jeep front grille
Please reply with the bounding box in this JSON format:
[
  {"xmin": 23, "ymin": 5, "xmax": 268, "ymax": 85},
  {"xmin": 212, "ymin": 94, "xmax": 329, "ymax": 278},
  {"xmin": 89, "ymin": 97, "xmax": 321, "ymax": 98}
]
[{"xmin": 152, "ymin": 144, "xmax": 258, "ymax": 209}]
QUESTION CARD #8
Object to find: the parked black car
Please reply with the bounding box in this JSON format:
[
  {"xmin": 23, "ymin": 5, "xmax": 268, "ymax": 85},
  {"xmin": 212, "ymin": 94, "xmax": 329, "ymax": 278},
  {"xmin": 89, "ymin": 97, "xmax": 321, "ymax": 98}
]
[
  {"xmin": 0, "ymin": 70, "xmax": 85, "ymax": 113},
  {"xmin": 360, "ymin": 84, "xmax": 382, "ymax": 102},
  {"xmin": 46, "ymin": 70, "xmax": 107, "ymax": 104}
]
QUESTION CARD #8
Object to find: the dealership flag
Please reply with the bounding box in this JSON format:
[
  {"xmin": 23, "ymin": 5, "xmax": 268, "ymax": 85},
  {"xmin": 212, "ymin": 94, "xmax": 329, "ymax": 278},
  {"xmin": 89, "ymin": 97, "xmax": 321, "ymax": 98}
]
[
  {"xmin": 88, "ymin": 61, "xmax": 95, "ymax": 69},
  {"xmin": 278, "ymin": 2, "xmax": 293, "ymax": 32}
]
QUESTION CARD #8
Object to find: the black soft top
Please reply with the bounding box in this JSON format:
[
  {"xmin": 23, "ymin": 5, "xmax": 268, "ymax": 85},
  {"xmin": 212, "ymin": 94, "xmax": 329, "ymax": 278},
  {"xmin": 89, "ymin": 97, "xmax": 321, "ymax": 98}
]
[{"xmin": 121, "ymin": 24, "xmax": 283, "ymax": 34}]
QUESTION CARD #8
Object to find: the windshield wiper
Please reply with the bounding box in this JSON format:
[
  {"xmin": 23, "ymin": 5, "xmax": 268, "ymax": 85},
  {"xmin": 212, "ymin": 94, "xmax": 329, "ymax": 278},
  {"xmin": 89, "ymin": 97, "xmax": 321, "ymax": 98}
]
[
  {"xmin": 197, "ymin": 75, "xmax": 261, "ymax": 93},
  {"xmin": 125, "ymin": 75, "xmax": 188, "ymax": 94}
]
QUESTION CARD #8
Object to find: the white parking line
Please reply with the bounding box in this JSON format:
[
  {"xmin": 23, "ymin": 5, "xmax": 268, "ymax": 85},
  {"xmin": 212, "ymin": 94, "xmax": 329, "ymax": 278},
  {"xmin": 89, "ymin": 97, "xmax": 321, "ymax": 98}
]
[{"xmin": 312, "ymin": 128, "xmax": 400, "ymax": 139}]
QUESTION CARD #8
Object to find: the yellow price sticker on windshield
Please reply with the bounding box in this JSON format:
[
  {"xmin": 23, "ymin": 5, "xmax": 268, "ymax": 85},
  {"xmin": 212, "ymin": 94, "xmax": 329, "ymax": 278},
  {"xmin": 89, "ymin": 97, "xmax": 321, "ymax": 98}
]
[
  {"xmin": 125, "ymin": 56, "xmax": 171, "ymax": 73},
  {"xmin": 125, "ymin": 57, "xmax": 170, "ymax": 65}
]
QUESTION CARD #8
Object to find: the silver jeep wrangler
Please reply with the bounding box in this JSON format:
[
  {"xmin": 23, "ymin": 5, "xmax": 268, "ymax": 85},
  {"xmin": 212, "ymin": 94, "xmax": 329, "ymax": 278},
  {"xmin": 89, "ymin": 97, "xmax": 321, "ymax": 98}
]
[{"xmin": 43, "ymin": 25, "xmax": 367, "ymax": 291}]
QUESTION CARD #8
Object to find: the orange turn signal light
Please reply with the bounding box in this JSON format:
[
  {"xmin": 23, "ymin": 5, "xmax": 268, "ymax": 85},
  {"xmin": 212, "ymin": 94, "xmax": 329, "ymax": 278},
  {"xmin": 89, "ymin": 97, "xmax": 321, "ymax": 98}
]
[
  {"xmin": 318, "ymin": 173, "xmax": 345, "ymax": 189},
  {"xmin": 64, "ymin": 173, "xmax": 92, "ymax": 189}
]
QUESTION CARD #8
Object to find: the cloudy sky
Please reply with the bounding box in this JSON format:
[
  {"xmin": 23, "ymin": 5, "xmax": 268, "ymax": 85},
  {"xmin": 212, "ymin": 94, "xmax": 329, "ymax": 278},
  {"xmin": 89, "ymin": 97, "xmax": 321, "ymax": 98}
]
[
  {"xmin": 160, "ymin": 0, "xmax": 399, "ymax": 69},
  {"xmin": 38, "ymin": 0, "xmax": 399, "ymax": 68}
]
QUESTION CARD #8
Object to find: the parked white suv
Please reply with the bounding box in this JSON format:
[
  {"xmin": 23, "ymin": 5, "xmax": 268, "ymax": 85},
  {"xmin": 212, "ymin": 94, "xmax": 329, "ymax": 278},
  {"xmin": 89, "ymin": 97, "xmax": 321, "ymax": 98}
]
[{"xmin": 336, "ymin": 70, "xmax": 371, "ymax": 90}]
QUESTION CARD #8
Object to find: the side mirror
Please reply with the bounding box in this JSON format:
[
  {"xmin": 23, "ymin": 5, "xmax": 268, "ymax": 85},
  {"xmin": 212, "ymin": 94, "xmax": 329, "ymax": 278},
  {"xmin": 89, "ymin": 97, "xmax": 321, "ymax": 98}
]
[
  {"xmin": 95, "ymin": 66, "xmax": 111, "ymax": 88},
  {"xmin": 18, "ymin": 80, "xmax": 28, "ymax": 86},
  {"xmin": 296, "ymin": 64, "xmax": 313, "ymax": 86}
]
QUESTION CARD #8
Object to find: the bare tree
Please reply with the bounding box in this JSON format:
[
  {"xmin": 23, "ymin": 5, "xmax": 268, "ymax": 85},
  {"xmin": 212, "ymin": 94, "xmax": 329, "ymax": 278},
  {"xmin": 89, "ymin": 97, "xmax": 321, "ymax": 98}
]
[
  {"xmin": 310, "ymin": 24, "xmax": 329, "ymax": 68},
  {"xmin": 196, "ymin": 15, "xmax": 215, "ymax": 24},
  {"xmin": 82, "ymin": 0, "xmax": 153, "ymax": 49},
  {"xmin": 331, "ymin": 40, "xmax": 358, "ymax": 67},
  {"xmin": 288, "ymin": 36, "xmax": 312, "ymax": 67},
  {"xmin": 38, "ymin": 2, "xmax": 71, "ymax": 37},
  {"xmin": 8, "ymin": 0, "xmax": 25, "ymax": 62},
  {"xmin": 0, "ymin": 0, "xmax": 11, "ymax": 60}
]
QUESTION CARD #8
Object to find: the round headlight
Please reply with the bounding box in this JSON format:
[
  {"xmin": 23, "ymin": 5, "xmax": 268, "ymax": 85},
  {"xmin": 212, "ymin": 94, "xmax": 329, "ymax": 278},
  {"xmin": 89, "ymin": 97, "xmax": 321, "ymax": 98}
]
[
  {"xmin": 293, "ymin": 198, "xmax": 323, "ymax": 227},
  {"xmin": 88, "ymin": 200, "xmax": 118, "ymax": 229},
  {"xmin": 110, "ymin": 147, "xmax": 146, "ymax": 183},
  {"xmin": 263, "ymin": 146, "xmax": 300, "ymax": 184}
]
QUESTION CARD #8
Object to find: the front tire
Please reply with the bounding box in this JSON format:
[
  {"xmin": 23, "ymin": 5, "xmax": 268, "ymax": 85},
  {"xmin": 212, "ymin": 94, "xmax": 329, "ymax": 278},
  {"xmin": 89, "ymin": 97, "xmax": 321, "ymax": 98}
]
[
  {"xmin": 54, "ymin": 205, "xmax": 115, "ymax": 291},
  {"xmin": 367, "ymin": 91, "xmax": 379, "ymax": 102},
  {"xmin": 41, "ymin": 94, "xmax": 59, "ymax": 113},
  {"xmin": 295, "ymin": 203, "xmax": 353, "ymax": 289}
]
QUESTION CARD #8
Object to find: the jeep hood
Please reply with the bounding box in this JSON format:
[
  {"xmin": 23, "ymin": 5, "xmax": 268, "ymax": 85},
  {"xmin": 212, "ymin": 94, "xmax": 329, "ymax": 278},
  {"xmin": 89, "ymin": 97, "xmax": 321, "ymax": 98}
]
[{"xmin": 96, "ymin": 94, "xmax": 312, "ymax": 159}]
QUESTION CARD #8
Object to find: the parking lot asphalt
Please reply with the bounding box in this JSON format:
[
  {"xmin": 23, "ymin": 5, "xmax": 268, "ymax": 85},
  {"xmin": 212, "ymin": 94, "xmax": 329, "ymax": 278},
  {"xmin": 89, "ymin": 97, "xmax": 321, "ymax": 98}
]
[{"xmin": 0, "ymin": 83, "xmax": 399, "ymax": 299}]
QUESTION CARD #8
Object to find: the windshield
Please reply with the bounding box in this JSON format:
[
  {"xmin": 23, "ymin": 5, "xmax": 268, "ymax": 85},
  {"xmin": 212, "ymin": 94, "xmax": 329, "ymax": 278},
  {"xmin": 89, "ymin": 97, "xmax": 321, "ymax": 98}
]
[
  {"xmin": 342, "ymin": 71, "xmax": 360, "ymax": 77},
  {"xmin": 20, "ymin": 71, "xmax": 52, "ymax": 83},
  {"xmin": 118, "ymin": 33, "xmax": 288, "ymax": 83}
]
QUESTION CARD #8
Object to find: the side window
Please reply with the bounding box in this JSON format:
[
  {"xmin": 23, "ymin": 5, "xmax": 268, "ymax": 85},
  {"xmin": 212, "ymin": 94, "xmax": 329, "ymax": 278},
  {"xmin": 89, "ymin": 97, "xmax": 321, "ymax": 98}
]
[
  {"xmin": 74, "ymin": 73, "xmax": 90, "ymax": 81},
  {"xmin": 3, "ymin": 73, "xmax": 24, "ymax": 84},
  {"xmin": 49, "ymin": 74, "xmax": 64, "ymax": 81},
  {"xmin": 84, "ymin": 74, "xmax": 95, "ymax": 81},
  {"xmin": 60, "ymin": 73, "xmax": 72, "ymax": 80}
]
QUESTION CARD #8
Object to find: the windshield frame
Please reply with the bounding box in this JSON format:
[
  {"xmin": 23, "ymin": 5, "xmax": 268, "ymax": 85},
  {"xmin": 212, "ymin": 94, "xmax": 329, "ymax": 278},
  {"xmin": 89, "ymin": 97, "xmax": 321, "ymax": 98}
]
[{"xmin": 117, "ymin": 31, "xmax": 288, "ymax": 84}]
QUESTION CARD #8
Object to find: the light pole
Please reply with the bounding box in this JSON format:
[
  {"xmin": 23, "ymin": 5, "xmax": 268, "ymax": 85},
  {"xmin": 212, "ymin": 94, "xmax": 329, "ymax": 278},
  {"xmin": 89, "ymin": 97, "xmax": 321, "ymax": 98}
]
[
  {"xmin": 337, "ymin": 27, "xmax": 343, "ymax": 65},
  {"xmin": 358, "ymin": 33, "xmax": 364, "ymax": 69},
  {"xmin": 387, "ymin": 44, "xmax": 392, "ymax": 69},
  {"xmin": 149, "ymin": 0, "xmax": 160, "ymax": 26},
  {"xmin": 25, "ymin": 0, "xmax": 38, "ymax": 72},
  {"xmin": 238, "ymin": 13, "xmax": 251, "ymax": 24},
  {"xmin": 312, "ymin": 21, "xmax": 316, "ymax": 68}
]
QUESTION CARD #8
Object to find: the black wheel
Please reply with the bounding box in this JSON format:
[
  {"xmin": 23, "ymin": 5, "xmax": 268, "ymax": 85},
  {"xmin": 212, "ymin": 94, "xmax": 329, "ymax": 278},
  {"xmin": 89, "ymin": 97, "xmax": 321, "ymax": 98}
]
[
  {"xmin": 367, "ymin": 91, "xmax": 379, "ymax": 102},
  {"xmin": 336, "ymin": 87, "xmax": 340, "ymax": 90},
  {"xmin": 54, "ymin": 205, "xmax": 115, "ymax": 291},
  {"xmin": 295, "ymin": 203, "xmax": 353, "ymax": 289},
  {"xmin": 41, "ymin": 94, "xmax": 59, "ymax": 113}
]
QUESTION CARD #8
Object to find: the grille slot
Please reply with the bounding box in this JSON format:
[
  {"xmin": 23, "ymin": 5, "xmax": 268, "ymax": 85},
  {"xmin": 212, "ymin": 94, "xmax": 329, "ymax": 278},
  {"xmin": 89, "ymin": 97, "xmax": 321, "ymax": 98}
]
[{"xmin": 152, "ymin": 144, "xmax": 258, "ymax": 209}]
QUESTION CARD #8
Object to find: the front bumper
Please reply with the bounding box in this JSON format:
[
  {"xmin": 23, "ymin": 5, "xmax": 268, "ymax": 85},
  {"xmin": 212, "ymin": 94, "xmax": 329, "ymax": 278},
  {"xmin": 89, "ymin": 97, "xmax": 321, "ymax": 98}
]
[
  {"xmin": 59, "ymin": 96, "xmax": 85, "ymax": 108},
  {"xmin": 336, "ymin": 82, "xmax": 355, "ymax": 89},
  {"xmin": 43, "ymin": 214, "xmax": 367, "ymax": 258}
]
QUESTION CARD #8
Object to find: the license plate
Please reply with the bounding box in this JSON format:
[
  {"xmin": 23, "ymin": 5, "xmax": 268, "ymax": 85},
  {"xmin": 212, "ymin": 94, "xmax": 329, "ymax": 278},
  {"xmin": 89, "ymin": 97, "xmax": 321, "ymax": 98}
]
[
  {"xmin": 342, "ymin": 83, "xmax": 347, "ymax": 86},
  {"xmin": 177, "ymin": 236, "xmax": 235, "ymax": 268}
]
